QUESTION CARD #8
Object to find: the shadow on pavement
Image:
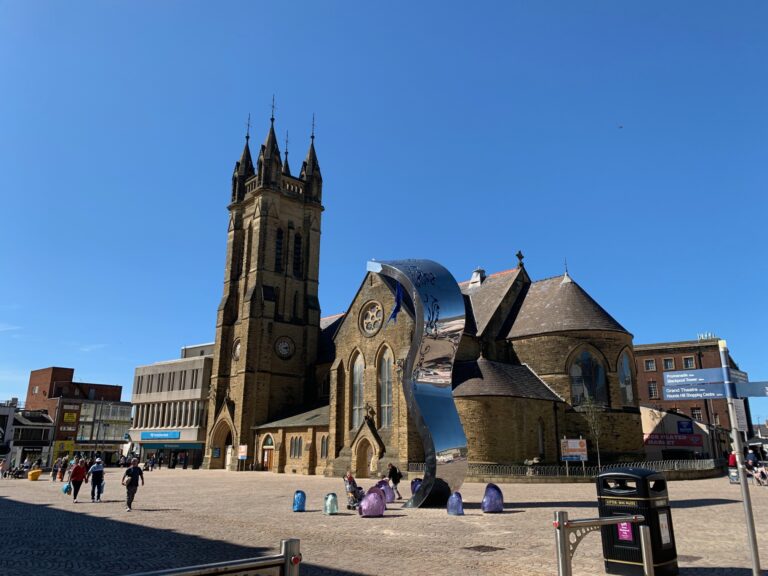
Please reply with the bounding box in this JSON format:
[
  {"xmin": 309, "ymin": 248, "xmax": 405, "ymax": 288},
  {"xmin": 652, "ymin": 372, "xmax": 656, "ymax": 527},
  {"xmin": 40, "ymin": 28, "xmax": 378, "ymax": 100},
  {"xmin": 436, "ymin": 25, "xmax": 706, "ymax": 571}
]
[
  {"xmin": 0, "ymin": 496, "xmax": 269, "ymax": 576},
  {"xmin": 679, "ymin": 569, "xmax": 766, "ymax": 575}
]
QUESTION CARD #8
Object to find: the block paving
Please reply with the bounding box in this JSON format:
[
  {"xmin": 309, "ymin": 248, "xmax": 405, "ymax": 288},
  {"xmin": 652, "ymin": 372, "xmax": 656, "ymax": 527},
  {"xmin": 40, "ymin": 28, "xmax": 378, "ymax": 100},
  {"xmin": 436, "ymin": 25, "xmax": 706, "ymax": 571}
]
[{"xmin": 1, "ymin": 470, "xmax": 766, "ymax": 575}]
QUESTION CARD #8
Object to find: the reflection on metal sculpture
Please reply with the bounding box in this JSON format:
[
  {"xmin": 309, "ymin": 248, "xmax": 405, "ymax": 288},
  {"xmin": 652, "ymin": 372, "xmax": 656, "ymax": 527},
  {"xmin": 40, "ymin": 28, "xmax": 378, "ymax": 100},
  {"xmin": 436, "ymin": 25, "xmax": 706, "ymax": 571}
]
[{"xmin": 367, "ymin": 259, "xmax": 467, "ymax": 508}]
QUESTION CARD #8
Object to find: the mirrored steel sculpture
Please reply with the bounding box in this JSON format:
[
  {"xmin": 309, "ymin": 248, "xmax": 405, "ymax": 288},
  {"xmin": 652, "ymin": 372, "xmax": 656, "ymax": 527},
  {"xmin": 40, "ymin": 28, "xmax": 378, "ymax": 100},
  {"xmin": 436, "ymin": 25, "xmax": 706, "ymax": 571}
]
[
  {"xmin": 367, "ymin": 259, "xmax": 467, "ymax": 508},
  {"xmin": 481, "ymin": 483, "xmax": 504, "ymax": 513}
]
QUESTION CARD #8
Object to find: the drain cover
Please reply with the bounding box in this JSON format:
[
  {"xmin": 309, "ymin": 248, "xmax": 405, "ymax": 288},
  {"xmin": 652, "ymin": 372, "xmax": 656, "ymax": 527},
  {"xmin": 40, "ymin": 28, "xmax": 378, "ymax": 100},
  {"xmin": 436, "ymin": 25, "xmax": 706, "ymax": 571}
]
[{"xmin": 464, "ymin": 545, "xmax": 505, "ymax": 553}]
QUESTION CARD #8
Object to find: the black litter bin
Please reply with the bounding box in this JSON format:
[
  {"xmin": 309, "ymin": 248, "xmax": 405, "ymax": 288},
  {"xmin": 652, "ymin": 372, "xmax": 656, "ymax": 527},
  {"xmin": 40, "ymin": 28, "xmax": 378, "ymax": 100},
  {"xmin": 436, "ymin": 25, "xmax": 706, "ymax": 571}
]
[{"xmin": 597, "ymin": 468, "xmax": 678, "ymax": 575}]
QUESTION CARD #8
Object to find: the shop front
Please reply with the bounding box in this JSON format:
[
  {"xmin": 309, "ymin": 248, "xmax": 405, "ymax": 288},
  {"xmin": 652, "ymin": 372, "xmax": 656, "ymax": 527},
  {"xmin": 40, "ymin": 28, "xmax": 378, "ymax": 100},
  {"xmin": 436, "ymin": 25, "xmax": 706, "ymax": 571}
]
[{"xmin": 137, "ymin": 431, "xmax": 204, "ymax": 469}]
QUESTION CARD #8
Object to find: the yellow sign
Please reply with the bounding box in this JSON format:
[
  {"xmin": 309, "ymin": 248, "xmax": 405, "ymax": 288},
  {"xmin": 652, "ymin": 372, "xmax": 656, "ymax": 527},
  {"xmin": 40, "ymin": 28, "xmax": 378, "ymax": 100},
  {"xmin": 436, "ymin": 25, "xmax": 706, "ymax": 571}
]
[
  {"xmin": 63, "ymin": 412, "xmax": 78, "ymax": 423},
  {"xmin": 55, "ymin": 441, "xmax": 74, "ymax": 458}
]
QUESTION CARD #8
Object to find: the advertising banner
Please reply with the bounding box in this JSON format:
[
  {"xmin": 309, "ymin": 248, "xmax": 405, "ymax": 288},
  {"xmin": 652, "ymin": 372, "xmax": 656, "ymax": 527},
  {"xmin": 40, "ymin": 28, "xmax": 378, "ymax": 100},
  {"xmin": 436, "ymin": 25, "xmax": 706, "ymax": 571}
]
[
  {"xmin": 238, "ymin": 445, "xmax": 248, "ymax": 460},
  {"xmin": 643, "ymin": 433, "xmax": 703, "ymax": 447},
  {"xmin": 560, "ymin": 438, "xmax": 588, "ymax": 461}
]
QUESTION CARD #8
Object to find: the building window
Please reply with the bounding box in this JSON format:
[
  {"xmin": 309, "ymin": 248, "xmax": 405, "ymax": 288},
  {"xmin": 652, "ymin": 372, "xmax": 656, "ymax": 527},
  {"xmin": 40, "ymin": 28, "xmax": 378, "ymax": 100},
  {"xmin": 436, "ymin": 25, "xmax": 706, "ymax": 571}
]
[
  {"xmin": 147, "ymin": 375, "xmax": 154, "ymax": 394},
  {"xmin": 379, "ymin": 349, "xmax": 393, "ymax": 428},
  {"xmin": 352, "ymin": 354, "xmax": 365, "ymax": 428},
  {"xmin": 691, "ymin": 407, "xmax": 703, "ymax": 421},
  {"xmin": 297, "ymin": 437, "xmax": 303, "ymax": 457},
  {"xmin": 169, "ymin": 372, "xmax": 175, "ymax": 392},
  {"xmin": 136, "ymin": 376, "xmax": 143, "ymax": 394},
  {"xmin": 290, "ymin": 437, "xmax": 296, "ymax": 458},
  {"xmin": 663, "ymin": 358, "xmax": 675, "ymax": 371},
  {"xmin": 648, "ymin": 380, "xmax": 659, "ymax": 399},
  {"xmin": 293, "ymin": 234, "xmax": 303, "ymax": 278},
  {"xmin": 683, "ymin": 356, "xmax": 695, "ymax": 369},
  {"xmin": 179, "ymin": 371, "xmax": 186, "ymax": 391},
  {"xmin": 32, "ymin": 386, "xmax": 39, "ymax": 395},
  {"xmin": 158, "ymin": 373, "xmax": 165, "ymax": 392},
  {"xmin": 644, "ymin": 359, "xmax": 656, "ymax": 372},
  {"xmin": 618, "ymin": 351, "xmax": 634, "ymax": 406},
  {"xmin": 569, "ymin": 350, "xmax": 608, "ymax": 407},
  {"xmin": 191, "ymin": 370, "xmax": 199, "ymax": 390},
  {"xmin": 275, "ymin": 228, "xmax": 284, "ymax": 272},
  {"xmin": 320, "ymin": 435, "xmax": 328, "ymax": 459}
]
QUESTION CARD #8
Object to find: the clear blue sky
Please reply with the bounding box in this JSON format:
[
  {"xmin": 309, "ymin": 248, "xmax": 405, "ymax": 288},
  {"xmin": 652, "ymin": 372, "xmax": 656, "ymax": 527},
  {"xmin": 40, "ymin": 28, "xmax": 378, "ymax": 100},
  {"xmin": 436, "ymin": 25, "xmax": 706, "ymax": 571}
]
[{"xmin": 1, "ymin": 3, "xmax": 767, "ymax": 418}]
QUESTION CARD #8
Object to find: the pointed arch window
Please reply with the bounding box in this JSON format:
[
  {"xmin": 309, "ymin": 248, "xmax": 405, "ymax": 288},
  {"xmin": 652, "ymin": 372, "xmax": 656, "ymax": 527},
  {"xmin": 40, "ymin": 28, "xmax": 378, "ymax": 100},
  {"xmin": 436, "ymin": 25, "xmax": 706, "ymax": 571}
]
[
  {"xmin": 293, "ymin": 234, "xmax": 303, "ymax": 278},
  {"xmin": 379, "ymin": 349, "xmax": 393, "ymax": 428},
  {"xmin": 297, "ymin": 437, "xmax": 303, "ymax": 456},
  {"xmin": 569, "ymin": 350, "xmax": 608, "ymax": 407},
  {"xmin": 320, "ymin": 435, "xmax": 328, "ymax": 459},
  {"xmin": 618, "ymin": 351, "xmax": 634, "ymax": 406},
  {"xmin": 290, "ymin": 437, "xmax": 296, "ymax": 458},
  {"xmin": 275, "ymin": 228, "xmax": 284, "ymax": 272},
  {"xmin": 352, "ymin": 354, "xmax": 365, "ymax": 429}
]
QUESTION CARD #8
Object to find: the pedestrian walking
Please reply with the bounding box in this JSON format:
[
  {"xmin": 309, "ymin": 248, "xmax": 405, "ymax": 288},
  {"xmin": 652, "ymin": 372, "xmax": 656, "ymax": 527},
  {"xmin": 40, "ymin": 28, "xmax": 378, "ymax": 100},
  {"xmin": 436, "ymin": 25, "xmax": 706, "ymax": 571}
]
[
  {"xmin": 87, "ymin": 458, "xmax": 105, "ymax": 502},
  {"xmin": 67, "ymin": 458, "xmax": 88, "ymax": 503},
  {"xmin": 387, "ymin": 462, "xmax": 403, "ymax": 499},
  {"xmin": 122, "ymin": 457, "xmax": 144, "ymax": 511},
  {"xmin": 51, "ymin": 458, "xmax": 61, "ymax": 482}
]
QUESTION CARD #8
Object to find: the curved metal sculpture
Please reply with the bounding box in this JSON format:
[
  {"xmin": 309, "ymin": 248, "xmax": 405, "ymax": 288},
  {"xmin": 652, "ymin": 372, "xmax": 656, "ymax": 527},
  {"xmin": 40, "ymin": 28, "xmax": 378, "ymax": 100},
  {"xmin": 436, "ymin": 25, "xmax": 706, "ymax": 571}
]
[{"xmin": 367, "ymin": 259, "xmax": 467, "ymax": 508}]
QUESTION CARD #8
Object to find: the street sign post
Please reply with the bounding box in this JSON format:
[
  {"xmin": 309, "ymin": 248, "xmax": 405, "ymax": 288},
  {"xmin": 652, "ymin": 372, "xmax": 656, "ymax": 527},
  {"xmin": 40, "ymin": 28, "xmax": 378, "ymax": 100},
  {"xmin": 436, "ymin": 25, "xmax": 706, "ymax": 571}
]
[{"xmin": 719, "ymin": 340, "xmax": 761, "ymax": 576}]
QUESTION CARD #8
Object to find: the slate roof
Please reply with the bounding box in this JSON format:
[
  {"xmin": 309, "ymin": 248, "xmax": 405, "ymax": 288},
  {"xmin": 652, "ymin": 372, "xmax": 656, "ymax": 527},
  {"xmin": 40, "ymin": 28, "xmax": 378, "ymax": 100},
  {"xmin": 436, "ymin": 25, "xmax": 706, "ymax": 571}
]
[
  {"xmin": 253, "ymin": 405, "xmax": 329, "ymax": 430},
  {"xmin": 459, "ymin": 268, "xmax": 520, "ymax": 336},
  {"xmin": 318, "ymin": 313, "xmax": 344, "ymax": 364},
  {"xmin": 507, "ymin": 273, "xmax": 628, "ymax": 339},
  {"xmin": 452, "ymin": 358, "xmax": 562, "ymax": 401}
]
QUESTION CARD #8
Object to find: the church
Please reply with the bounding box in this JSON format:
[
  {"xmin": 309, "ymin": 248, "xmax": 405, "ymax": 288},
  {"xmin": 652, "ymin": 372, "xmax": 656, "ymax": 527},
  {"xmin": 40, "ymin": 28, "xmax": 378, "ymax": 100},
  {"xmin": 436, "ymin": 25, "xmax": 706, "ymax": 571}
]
[{"xmin": 203, "ymin": 116, "xmax": 645, "ymax": 477}]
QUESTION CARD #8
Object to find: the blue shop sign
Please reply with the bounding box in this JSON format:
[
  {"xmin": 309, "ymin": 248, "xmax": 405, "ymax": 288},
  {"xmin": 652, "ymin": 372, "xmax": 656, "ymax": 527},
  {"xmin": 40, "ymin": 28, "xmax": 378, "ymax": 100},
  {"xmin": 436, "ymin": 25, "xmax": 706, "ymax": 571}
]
[
  {"xmin": 141, "ymin": 431, "xmax": 181, "ymax": 440},
  {"xmin": 677, "ymin": 421, "xmax": 693, "ymax": 434}
]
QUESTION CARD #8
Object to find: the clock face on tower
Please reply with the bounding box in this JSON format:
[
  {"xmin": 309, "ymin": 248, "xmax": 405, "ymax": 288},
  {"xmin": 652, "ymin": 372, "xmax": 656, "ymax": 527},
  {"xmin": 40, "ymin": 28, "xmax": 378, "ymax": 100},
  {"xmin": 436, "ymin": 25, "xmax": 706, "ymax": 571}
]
[{"xmin": 274, "ymin": 336, "xmax": 295, "ymax": 359}]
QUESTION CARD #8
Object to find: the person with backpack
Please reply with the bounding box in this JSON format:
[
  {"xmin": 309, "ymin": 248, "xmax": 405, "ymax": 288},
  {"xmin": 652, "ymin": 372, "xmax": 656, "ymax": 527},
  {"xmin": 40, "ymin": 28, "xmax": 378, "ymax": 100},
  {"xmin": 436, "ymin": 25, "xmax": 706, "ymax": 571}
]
[{"xmin": 387, "ymin": 462, "xmax": 403, "ymax": 499}]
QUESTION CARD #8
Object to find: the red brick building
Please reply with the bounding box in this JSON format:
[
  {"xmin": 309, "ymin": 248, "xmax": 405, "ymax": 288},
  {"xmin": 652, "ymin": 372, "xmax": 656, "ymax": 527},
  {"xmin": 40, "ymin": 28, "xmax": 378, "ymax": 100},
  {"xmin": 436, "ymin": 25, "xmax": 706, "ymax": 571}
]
[
  {"xmin": 25, "ymin": 367, "xmax": 130, "ymax": 463},
  {"xmin": 633, "ymin": 338, "xmax": 752, "ymax": 454}
]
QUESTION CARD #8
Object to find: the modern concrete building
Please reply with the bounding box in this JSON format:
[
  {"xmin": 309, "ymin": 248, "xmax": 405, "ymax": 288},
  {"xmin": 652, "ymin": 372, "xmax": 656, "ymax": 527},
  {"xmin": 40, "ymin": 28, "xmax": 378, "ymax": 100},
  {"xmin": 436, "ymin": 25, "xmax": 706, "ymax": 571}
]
[
  {"xmin": 130, "ymin": 343, "xmax": 213, "ymax": 468},
  {"xmin": 0, "ymin": 399, "xmax": 19, "ymax": 472},
  {"xmin": 10, "ymin": 409, "xmax": 54, "ymax": 467}
]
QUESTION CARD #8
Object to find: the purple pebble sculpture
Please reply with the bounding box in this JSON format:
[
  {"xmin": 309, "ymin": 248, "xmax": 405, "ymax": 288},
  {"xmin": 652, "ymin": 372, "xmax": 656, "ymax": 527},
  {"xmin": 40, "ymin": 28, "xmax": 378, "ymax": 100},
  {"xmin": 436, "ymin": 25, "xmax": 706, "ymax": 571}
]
[
  {"xmin": 410, "ymin": 477, "xmax": 423, "ymax": 496},
  {"xmin": 447, "ymin": 491, "xmax": 464, "ymax": 516},
  {"xmin": 481, "ymin": 483, "xmax": 504, "ymax": 513},
  {"xmin": 358, "ymin": 488, "xmax": 386, "ymax": 517},
  {"xmin": 376, "ymin": 480, "xmax": 396, "ymax": 503}
]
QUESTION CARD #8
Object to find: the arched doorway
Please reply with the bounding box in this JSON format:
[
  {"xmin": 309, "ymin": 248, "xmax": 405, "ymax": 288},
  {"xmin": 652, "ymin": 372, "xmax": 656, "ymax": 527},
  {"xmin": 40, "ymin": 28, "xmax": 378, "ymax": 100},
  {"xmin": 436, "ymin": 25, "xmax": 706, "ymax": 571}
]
[
  {"xmin": 209, "ymin": 420, "xmax": 235, "ymax": 470},
  {"xmin": 261, "ymin": 435, "xmax": 275, "ymax": 471},
  {"xmin": 354, "ymin": 438, "xmax": 373, "ymax": 478}
]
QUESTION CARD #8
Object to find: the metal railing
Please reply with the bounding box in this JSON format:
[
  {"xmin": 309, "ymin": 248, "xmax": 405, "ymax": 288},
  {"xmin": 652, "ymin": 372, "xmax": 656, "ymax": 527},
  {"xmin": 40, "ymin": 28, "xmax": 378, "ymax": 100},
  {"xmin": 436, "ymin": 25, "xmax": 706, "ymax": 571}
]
[
  {"xmin": 127, "ymin": 539, "xmax": 301, "ymax": 576},
  {"xmin": 553, "ymin": 511, "xmax": 654, "ymax": 576},
  {"xmin": 409, "ymin": 458, "xmax": 723, "ymax": 478}
]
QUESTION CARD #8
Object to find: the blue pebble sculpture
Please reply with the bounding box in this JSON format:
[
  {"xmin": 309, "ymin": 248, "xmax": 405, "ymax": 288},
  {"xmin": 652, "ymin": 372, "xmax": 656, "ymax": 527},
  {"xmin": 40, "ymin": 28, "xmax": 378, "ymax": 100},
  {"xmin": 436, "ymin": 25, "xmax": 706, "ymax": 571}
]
[
  {"xmin": 410, "ymin": 477, "xmax": 423, "ymax": 496},
  {"xmin": 447, "ymin": 491, "xmax": 465, "ymax": 515},
  {"xmin": 293, "ymin": 490, "xmax": 306, "ymax": 512},
  {"xmin": 481, "ymin": 483, "xmax": 504, "ymax": 513}
]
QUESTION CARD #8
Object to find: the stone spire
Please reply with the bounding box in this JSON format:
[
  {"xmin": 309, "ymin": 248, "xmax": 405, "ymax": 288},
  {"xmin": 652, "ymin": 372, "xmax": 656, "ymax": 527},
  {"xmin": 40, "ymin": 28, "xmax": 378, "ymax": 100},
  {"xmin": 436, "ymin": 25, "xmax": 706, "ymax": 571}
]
[
  {"xmin": 231, "ymin": 119, "xmax": 255, "ymax": 203},
  {"xmin": 282, "ymin": 131, "xmax": 291, "ymax": 176},
  {"xmin": 257, "ymin": 107, "xmax": 282, "ymax": 188},
  {"xmin": 300, "ymin": 115, "xmax": 322, "ymax": 201}
]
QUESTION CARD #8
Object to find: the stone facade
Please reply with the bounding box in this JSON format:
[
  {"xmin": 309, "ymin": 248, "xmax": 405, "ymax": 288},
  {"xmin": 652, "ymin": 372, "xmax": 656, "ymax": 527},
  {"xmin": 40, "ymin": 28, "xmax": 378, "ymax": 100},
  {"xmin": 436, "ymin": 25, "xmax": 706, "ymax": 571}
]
[
  {"xmin": 207, "ymin": 124, "xmax": 646, "ymax": 476},
  {"xmin": 204, "ymin": 119, "xmax": 323, "ymax": 470}
]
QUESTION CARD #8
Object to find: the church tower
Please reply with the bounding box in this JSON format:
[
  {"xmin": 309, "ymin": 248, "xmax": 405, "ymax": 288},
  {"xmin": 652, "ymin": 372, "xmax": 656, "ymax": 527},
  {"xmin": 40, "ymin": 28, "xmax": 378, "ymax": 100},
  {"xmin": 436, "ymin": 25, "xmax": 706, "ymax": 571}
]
[{"xmin": 204, "ymin": 113, "xmax": 323, "ymax": 470}]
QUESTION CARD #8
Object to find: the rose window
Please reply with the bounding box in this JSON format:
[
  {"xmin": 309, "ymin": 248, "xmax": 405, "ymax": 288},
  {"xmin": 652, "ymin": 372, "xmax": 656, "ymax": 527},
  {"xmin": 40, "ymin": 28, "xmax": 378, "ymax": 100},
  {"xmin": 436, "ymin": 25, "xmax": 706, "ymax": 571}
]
[{"xmin": 360, "ymin": 301, "xmax": 384, "ymax": 336}]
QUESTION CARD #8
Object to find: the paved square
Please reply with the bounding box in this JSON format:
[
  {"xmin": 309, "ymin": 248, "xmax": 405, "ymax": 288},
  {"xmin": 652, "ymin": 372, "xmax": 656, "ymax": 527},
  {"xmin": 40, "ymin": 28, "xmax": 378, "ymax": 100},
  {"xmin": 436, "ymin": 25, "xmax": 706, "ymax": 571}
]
[{"xmin": 1, "ymin": 470, "xmax": 766, "ymax": 575}]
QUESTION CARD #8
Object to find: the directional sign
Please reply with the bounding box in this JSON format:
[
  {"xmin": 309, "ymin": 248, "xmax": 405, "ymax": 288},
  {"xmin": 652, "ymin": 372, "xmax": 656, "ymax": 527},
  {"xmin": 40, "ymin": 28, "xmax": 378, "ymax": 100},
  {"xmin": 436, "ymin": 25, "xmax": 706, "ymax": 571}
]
[
  {"xmin": 663, "ymin": 384, "xmax": 725, "ymax": 401},
  {"xmin": 736, "ymin": 381, "xmax": 768, "ymax": 397},
  {"xmin": 663, "ymin": 368, "xmax": 724, "ymax": 386},
  {"xmin": 731, "ymin": 369, "xmax": 749, "ymax": 384}
]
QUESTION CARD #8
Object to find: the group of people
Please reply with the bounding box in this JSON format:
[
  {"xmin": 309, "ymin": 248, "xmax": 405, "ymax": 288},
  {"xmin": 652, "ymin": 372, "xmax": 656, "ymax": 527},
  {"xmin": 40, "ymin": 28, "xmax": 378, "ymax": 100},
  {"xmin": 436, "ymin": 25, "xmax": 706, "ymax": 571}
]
[
  {"xmin": 57, "ymin": 456, "xmax": 145, "ymax": 511},
  {"xmin": 344, "ymin": 462, "xmax": 404, "ymax": 502},
  {"xmin": 728, "ymin": 449, "xmax": 767, "ymax": 486}
]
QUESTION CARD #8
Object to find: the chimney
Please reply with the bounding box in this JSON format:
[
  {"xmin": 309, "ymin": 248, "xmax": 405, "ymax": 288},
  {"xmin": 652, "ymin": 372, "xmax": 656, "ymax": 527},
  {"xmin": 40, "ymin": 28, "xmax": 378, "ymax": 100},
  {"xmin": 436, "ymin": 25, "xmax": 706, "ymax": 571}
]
[{"xmin": 469, "ymin": 267, "xmax": 486, "ymax": 288}]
